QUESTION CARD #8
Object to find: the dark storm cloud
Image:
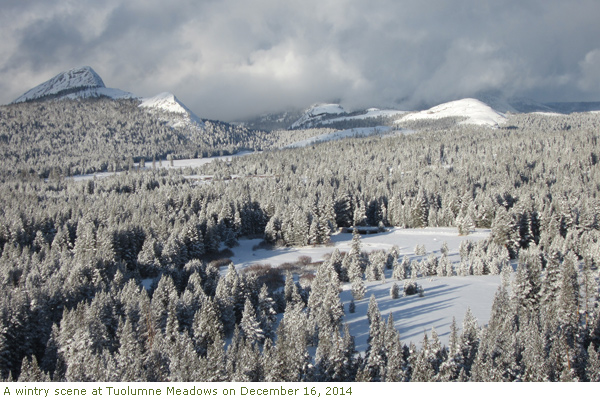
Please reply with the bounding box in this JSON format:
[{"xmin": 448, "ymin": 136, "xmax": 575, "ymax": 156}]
[{"xmin": 2, "ymin": 0, "xmax": 600, "ymax": 120}]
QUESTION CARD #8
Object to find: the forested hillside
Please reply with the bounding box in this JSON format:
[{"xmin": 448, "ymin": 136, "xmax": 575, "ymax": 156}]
[
  {"xmin": 0, "ymin": 99, "xmax": 269, "ymax": 179},
  {"xmin": 1, "ymin": 109, "xmax": 600, "ymax": 381}
]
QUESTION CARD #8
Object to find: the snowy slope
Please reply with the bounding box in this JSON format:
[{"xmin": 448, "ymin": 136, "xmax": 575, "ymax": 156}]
[
  {"xmin": 290, "ymin": 103, "xmax": 347, "ymax": 129},
  {"xmin": 396, "ymin": 98, "xmax": 507, "ymax": 127},
  {"xmin": 139, "ymin": 92, "xmax": 204, "ymax": 128},
  {"xmin": 11, "ymin": 66, "xmax": 135, "ymax": 103}
]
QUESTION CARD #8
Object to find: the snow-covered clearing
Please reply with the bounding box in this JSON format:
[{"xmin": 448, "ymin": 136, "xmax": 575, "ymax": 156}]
[
  {"xmin": 69, "ymin": 151, "xmax": 255, "ymax": 181},
  {"xmin": 341, "ymin": 274, "xmax": 501, "ymax": 351},
  {"xmin": 231, "ymin": 227, "xmax": 489, "ymax": 269},
  {"xmin": 153, "ymin": 150, "xmax": 254, "ymax": 169},
  {"xmin": 69, "ymin": 171, "xmax": 124, "ymax": 182},
  {"xmin": 229, "ymin": 227, "xmax": 499, "ymax": 350}
]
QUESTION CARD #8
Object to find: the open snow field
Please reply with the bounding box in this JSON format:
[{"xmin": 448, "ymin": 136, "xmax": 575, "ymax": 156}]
[
  {"xmin": 341, "ymin": 274, "xmax": 501, "ymax": 351},
  {"xmin": 229, "ymin": 227, "xmax": 500, "ymax": 350}
]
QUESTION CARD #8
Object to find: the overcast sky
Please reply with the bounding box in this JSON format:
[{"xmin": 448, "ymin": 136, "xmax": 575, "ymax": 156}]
[{"xmin": 1, "ymin": 0, "xmax": 600, "ymax": 121}]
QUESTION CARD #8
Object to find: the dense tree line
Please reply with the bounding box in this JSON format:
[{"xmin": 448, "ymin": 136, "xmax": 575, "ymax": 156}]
[{"xmin": 0, "ymin": 107, "xmax": 599, "ymax": 381}]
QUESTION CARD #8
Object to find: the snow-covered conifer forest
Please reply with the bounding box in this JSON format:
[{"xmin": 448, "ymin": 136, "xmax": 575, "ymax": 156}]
[{"xmin": 1, "ymin": 95, "xmax": 600, "ymax": 382}]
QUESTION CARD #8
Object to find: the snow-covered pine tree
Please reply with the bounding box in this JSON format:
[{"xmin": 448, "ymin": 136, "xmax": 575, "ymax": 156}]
[
  {"xmin": 214, "ymin": 263, "xmax": 241, "ymax": 334},
  {"xmin": 366, "ymin": 250, "xmax": 386, "ymax": 281},
  {"xmin": 390, "ymin": 283, "xmax": 400, "ymax": 299},
  {"xmin": 240, "ymin": 298, "xmax": 264, "ymax": 346},
  {"xmin": 115, "ymin": 317, "xmax": 146, "ymax": 381},
  {"xmin": 351, "ymin": 277, "xmax": 366, "ymax": 300},
  {"xmin": 586, "ymin": 343, "xmax": 600, "ymax": 382},
  {"xmin": 308, "ymin": 260, "xmax": 343, "ymax": 342},
  {"xmin": 383, "ymin": 315, "xmax": 405, "ymax": 382},
  {"xmin": 256, "ymin": 284, "xmax": 277, "ymax": 340},
  {"xmin": 329, "ymin": 248, "xmax": 348, "ymax": 282},
  {"xmin": 17, "ymin": 356, "xmax": 50, "ymax": 382},
  {"xmin": 556, "ymin": 252, "xmax": 580, "ymax": 350},
  {"xmin": 363, "ymin": 295, "xmax": 386, "ymax": 381},
  {"xmin": 391, "ymin": 255, "xmax": 403, "ymax": 280},
  {"xmin": 192, "ymin": 297, "xmax": 224, "ymax": 357},
  {"xmin": 459, "ymin": 307, "xmax": 480, "ymax": 377}
]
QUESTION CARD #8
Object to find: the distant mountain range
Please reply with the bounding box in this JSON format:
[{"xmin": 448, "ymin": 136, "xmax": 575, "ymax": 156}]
[
  {"xmin": 9, "ymin": 66, "xmax": 600, "ymax": 132},
  {"xmin": 244, "ymin": 97, "xmax": 600, "ymax": 131}
]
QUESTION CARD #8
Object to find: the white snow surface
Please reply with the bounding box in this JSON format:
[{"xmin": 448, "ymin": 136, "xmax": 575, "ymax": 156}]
[
  {"xmin": 396, "ymin": 98, "xmax": 508, "ymax": 127},
  {"xmin": 11, "ymin": 66, "xmax": 135, "ymax": 103},
  {"xmin": 229, "ymin": 227, "xmax": 497, "ymax": 349},
  {"xmin": 342, "ymin": 274, "xmax": 501, "ymax": 351}
]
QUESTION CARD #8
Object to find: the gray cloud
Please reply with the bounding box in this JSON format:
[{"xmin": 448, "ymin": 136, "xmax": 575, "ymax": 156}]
[{"xmin": 2, "ymin": 0, "xmax": 600, "ymax": 120}]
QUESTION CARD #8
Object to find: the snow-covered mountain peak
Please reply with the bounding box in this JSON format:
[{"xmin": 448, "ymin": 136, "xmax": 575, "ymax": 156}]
[
  {"xmin": 396, "ymin": 98, "xmax": 507, "ymax": 127},
  {"xmin": 11, "ymin": 66, "xmax": 134, "ymax": 103},
  {"xmin": 140, "ymin": 92, "xmax": 190, "ymax": 115},
  {"xmin": 140, "ymin": 92, "xmax": 203, "ymax": 128},
  {"xmin": 13, "ymin": 66, "xmax": 104, "ymax": 103}
]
